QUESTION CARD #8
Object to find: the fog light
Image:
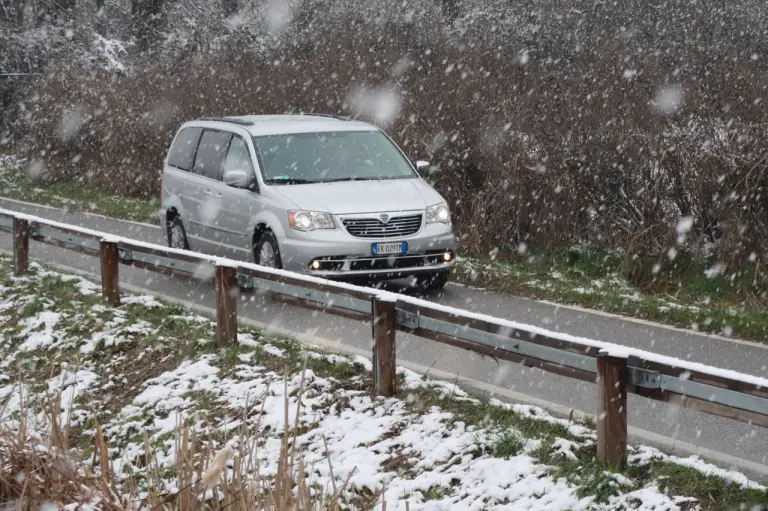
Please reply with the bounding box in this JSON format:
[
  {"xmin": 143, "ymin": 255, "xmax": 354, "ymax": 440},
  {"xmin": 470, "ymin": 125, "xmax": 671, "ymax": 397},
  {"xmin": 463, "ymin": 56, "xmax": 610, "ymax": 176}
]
[
  {"xmin": 310, "ymin": 260, "xmax": 321, "ymax": 270},
  {"xmin": 443, "ymin": 251, "xmax": 453, "ymax": 262}
]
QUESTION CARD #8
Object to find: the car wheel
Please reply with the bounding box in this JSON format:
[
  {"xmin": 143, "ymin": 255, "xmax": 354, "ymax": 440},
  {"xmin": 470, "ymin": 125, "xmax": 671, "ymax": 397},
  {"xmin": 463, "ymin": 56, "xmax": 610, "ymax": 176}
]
[
  {"xmin": 167, "ymin": 216, "xmax": 190, "ymax": 250},
  {"xmin": 255, "ymin": 230, "xmax": 283, "ymax": 269},
  {"xmin": 415, "ymin": 271, "xmax": 450, "ymax": 294}
]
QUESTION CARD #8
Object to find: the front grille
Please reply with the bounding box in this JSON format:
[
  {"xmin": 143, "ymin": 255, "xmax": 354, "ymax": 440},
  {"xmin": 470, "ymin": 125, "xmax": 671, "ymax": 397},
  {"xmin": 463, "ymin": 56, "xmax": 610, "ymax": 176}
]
[
  {"xmin": 348, "ymin": 255, "xmax": 426, "ymax": 271},
  {"xmin": 342, "ymin": 214, "xmax": 422, "ymax": 239},
  {"xmin": 311, "ymin": 250, "xmax": 449, "ymax": 272}
]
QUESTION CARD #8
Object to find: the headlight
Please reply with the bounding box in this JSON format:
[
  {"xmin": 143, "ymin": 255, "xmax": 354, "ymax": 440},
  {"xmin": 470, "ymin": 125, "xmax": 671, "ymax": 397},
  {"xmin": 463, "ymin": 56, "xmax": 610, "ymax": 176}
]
[
  {"xmin": 425, "ymin": 203, "xmax": 451, "ymax": 224},
  {"xmin": 288, "ymin": 211, "xmax": 335, "ymax": 231}
]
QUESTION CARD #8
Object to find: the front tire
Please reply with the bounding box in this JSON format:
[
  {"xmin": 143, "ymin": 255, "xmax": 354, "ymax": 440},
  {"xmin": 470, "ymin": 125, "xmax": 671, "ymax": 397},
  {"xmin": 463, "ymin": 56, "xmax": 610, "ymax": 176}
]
[
  {"xmin": 167, "ymin": 216, "xmax": 190, "ymax": 250},
  {"xmin": 415, "ymin": 271, "xmax": 450, "ymax": 294},
  {"xmin": 254, "ymin": 230, "xmax": 283, "ymax": 269}
]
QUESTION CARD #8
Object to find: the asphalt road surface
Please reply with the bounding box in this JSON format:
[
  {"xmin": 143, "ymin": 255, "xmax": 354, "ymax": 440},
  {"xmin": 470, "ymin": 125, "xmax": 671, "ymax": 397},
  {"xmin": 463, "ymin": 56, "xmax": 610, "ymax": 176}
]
[{"xmin": 1, "ymin": 198, "xmax": 766, "ymax": 476}]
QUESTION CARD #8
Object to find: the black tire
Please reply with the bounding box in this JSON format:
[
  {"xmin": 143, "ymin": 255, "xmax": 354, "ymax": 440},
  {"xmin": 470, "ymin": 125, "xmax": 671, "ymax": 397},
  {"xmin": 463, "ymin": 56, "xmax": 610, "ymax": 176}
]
[
  {"xmin": 415, "ymin": 271, "xmax": 450, "ymax": 293},
  {"xmin": 166, "ymin": 215, "xmax": 190, "ymax": 250},
  {"xmin": 254, "ymin": 230, "xmax": 283, "ymax": 269}
]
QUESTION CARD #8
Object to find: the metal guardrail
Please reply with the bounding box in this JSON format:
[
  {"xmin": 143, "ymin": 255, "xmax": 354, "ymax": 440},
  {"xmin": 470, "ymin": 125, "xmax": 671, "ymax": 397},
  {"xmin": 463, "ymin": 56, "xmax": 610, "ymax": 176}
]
[
  {"xmin": 250, "ymin": 277, "xmax": 372, "ymax": 314},
  {"xmin": 1, "ymin": 207, "xmax": 767, "ymax": 470},
  {"xmin": 0, "ymin": 215, "xmax": 13, "ymax": 230}
]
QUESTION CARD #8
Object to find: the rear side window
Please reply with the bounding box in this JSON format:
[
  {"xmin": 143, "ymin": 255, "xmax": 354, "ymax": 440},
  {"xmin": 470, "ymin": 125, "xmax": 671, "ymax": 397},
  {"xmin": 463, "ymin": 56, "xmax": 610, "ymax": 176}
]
[
  {"xmin": 193, "ymin": 129, "xmax": 232, "ymax": 180},
  {"xmin": 167, "ymin": 127, "xmax": 202, "ymax": 171}
]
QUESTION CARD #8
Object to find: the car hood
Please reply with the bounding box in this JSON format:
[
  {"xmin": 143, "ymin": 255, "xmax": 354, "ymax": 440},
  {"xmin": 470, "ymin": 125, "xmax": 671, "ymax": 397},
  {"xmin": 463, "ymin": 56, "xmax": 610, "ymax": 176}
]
[{"xmin": 272, "ymin": 178, "xmax": 444, "ymax": 215}]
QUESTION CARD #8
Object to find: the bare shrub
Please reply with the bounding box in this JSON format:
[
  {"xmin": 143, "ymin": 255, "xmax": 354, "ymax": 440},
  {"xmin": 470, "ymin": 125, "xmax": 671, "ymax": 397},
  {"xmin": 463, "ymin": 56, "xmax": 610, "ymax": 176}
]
[{"xmin": 11, "ymin": 0, "xmax": 768, "ymax": 268}]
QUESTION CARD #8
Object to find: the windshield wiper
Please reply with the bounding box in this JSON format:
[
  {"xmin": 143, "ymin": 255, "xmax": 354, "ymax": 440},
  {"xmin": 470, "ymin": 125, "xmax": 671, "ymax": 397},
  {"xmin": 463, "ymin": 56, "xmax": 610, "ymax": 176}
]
[
  {"xmin": 264, "ymin": 177, "xmax": 316, "ymax": 185},
  {"xmin": 321, "ymin": 177, "xmax": 379, "ymax": 182}
]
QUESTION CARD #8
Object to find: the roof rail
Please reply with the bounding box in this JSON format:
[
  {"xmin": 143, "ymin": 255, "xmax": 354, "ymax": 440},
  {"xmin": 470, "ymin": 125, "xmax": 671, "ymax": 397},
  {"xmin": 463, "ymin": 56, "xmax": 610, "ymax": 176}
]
[
  {"xmin": 300, "ymin": 113, "xmax": 351, "ymax": 121},
  {"xmin": 198, "ymin": 116, "xmax": 255, "ymax": 126}
]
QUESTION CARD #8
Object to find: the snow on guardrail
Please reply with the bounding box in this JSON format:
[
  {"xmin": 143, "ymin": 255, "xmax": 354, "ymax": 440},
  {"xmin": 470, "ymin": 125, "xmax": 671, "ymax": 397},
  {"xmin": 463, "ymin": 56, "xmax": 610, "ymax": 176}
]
[{"xmin": 3, "ymin": 206, "xmax": 768, "ymax": 390}]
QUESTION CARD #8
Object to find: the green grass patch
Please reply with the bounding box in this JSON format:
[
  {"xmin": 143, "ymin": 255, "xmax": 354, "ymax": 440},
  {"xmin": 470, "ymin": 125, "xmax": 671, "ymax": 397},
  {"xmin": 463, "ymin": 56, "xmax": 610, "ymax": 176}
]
[
  {"xmin": 406, "ymin": 385, "xmax": 575, "ymax": 444},
  {"xmin": 647, "ymin": 462, "xmax": 768, "ymax": 511},
  {"xmin": 213, "ymin": 331, "xmax": 368, "ymax": 384},
  {"xmin": 306, "ymin": 355, "xmax": 365, "ymax": 381},
  {"xmin": 492, "ymin": 431, "xmax": 524, "ymax": 459},
  {"xmin": 21, "ymin": 297, "xmax": 46, "ymax": 318},
  {"xmin": 571, "ymin": 465, "xmax": 631, "ymax": 503},
  {"xmin": 455, "ymin": 250, "xmax": 768, "ymax": 343},
  {"xmin": 421, "ymin": 486, "xmax": 448, "ymax": 500},
  {"xmin": 182, "ymin": 390, "xmax": 225, "ymax": 419},
  {"xmin": 0, "ymin": 162, "xmax": 160, "ymax": 224}
]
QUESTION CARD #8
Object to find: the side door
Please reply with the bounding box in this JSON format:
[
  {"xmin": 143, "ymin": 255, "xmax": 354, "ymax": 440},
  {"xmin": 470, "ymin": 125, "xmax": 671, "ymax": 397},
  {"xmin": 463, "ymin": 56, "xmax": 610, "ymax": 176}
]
[
  {"xmin": 215, "ymin": 134, "xmax": 262, "ymax": 261},
  {"xmin": 163, "ymin": 126, "xmax": 203, "ymax": 229},
  {"xmin": 186, "ymin": 128, "xmax": 232, "ymax": 249}
]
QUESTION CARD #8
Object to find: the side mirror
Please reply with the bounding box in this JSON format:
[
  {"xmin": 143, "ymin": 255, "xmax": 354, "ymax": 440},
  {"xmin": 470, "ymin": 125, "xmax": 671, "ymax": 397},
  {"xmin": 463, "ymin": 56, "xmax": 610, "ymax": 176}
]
[
  {"xmin": 223, "ymin": 169, "xmax": 250, "ymax": 188},
  {"xmin": 415, "ymin": 160, "xmax": 435, "ymax": 176}
]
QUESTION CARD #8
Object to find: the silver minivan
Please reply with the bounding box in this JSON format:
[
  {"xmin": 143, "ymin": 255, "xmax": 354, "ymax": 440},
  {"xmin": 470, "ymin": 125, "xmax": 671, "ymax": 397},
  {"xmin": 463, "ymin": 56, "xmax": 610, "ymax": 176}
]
[{"xmin": 159, "ymin": 114, "xmax": 457, "ymax": 291}]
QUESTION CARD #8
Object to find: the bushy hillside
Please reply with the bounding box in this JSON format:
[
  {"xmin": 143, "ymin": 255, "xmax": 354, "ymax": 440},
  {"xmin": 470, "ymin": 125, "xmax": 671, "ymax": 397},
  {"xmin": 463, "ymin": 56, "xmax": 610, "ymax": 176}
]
[{"xmin": 3, "ymin": 0, "xmax": 768, "ymax": 269}]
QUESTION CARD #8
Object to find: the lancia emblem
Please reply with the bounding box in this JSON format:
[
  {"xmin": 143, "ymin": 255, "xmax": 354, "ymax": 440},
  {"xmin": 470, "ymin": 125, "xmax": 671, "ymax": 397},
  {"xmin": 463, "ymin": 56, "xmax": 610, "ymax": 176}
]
[{"xmin": 379, "ymin": 213, "xmax": 390, "ymax": 223}]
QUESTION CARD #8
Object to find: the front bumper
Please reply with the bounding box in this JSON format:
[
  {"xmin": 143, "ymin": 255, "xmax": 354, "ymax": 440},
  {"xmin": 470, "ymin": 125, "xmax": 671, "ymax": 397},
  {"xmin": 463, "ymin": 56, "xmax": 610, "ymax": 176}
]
[
  {"xmin": 308, "ymin": 255, "xmax": 455, "ymax": 280},
  {"xmin": 279, "ymin": 224, "xmax": 457, "ymax": 280}
]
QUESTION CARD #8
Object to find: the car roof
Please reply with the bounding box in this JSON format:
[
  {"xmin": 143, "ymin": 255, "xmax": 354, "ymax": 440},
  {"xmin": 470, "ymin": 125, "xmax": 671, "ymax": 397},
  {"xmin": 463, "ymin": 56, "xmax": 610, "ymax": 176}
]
[{"xmin": 187, "ymin": 114, "xmax": 380, "ymax": 137}]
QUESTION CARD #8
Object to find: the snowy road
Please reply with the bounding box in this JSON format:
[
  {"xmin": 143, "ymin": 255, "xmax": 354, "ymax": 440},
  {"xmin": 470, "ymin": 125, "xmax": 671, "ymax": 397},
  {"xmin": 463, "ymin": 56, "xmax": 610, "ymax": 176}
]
[{"xmin": 0, "ymin": 198, "xmax": 766, "ymax": 475}]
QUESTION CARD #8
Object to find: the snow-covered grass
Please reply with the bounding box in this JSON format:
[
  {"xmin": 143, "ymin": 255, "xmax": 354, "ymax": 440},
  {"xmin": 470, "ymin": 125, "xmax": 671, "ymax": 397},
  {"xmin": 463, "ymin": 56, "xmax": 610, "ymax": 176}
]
[
  {"xmin": 454, "ymin": 252, "xmax": 768, "ymax": 343},
  {"xmin": 1, "ymin": 256, "xmax": 767, "ymax": 509},
  {"xmin": 0, "ymin": 156, "xmax": 160, "ymax": 224}
]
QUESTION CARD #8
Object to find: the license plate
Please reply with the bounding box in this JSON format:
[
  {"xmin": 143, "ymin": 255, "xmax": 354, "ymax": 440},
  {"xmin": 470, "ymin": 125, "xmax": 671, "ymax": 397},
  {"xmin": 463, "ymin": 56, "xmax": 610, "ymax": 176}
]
[{"xmin": 372, "ymin": 241, "xmax": 407, "ymax": 255}]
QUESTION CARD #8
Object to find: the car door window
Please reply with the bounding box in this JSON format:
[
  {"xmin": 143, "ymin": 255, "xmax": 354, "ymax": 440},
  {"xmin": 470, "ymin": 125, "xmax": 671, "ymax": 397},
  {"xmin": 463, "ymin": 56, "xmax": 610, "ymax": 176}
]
[
  {"xmin": 167, "ymin": 127, "xmax": 202, "ymax": 171},
  {"xmin": 223, "ymin": 135, "xmax": 258, "ymax": 191},
  {"xmin": 223, "ymin": 135, "xmax": 256, "ymax": 176},
  {"xmin": 193, "ymin": 129, "xmax": 232, "ymax": 180}
]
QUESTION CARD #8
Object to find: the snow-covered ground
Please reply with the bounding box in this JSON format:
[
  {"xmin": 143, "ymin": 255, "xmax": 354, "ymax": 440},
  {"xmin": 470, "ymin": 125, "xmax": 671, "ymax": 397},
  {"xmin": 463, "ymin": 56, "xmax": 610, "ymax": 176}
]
[{"xmin": 1, "ymin": 256, "xmax": 766, "ymax": 510}]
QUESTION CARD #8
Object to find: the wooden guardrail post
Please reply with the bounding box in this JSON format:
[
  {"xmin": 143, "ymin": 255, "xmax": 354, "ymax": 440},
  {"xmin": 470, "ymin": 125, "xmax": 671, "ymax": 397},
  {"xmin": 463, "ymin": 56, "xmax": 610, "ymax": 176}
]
[
  {"xmin": 100, "ymin": 240, "xmax": 120, "ymax": 307},
  {"xmin": 13, "ymin": 217, "xmax": 29, "ymax": 276},
  {"xmin": 215, "ymin": 265, "xmax": 238, "ymax": 345},
  {"xmin": 596, "ymin": 350, "xmax": 628, "ymax": 468},
  {"xmin": 372, "ymin": 295, "xmax": 397, "ymax": 397}
]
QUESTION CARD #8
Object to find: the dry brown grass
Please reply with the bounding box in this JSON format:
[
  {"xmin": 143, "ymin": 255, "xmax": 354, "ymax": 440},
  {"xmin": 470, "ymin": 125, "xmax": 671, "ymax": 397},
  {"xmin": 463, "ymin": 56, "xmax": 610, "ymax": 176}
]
[
  {"xmin": 0, "ymin": 368, "xmax": 382, "ymax": 510},
  {"xmin": 0, "ymin": 394, "xmax": 125, "ymax": 510}
]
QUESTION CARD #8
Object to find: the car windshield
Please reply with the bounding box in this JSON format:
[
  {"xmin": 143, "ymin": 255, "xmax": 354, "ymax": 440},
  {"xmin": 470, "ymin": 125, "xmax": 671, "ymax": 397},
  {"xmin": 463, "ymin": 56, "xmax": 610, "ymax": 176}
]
[{"xmin": 252, "ymin": 130, "xmax": 417, "ymax": 184}]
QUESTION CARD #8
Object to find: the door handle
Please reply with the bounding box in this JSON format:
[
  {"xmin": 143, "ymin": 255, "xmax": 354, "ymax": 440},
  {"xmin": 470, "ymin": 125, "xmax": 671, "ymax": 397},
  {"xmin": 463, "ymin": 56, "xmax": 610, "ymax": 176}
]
[{"xmin": 204, "ymin": 190, "xmax": 223, "ymax": 198}]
